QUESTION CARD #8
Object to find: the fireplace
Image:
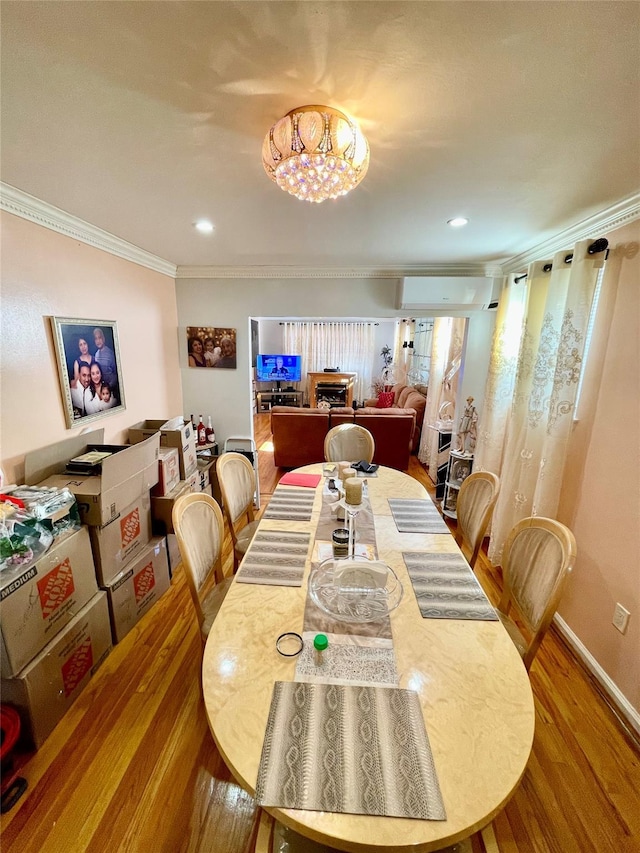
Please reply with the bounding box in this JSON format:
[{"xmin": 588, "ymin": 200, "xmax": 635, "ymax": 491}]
[
  {"xmin": 315, "ymin": 383, "xmax": 348, "ymax": 406},
  {"xmin": 308, "ymin": 372, "xmax": 357, "ymax": 407}
]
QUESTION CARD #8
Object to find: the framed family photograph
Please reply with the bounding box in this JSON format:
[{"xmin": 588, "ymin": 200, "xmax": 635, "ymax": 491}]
[
  {"xmin": 186, "ymin": 326, "xmax": 237, "ymax": 369},
  {"xmin": 51, "ymin": 317, "xmax": 126, "ymax": 428}
]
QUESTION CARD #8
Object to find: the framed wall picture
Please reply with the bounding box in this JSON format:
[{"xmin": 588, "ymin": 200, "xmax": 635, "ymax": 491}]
[
  {"xmin": 51, "ymin": 317, "xmax": 126, "ymax": 428},
  {"xmin": 186, "ymin": 326, "xmax": 237, "ymax": 369},
  {"xmin": 251, "ymin": 319, "xmax": 259, "ymax": 368}
]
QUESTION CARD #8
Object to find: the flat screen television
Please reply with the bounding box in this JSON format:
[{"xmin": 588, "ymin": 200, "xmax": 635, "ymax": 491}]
[{"xmin": 256, "ymin": 354, "xmax": 302, "ymax": 383}]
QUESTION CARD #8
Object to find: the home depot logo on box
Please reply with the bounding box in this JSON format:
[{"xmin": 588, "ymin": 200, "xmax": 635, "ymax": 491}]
[
  {"xmin": 133, "ymin": 561, "xmax": 156, "ymax": 604},
  {"xmin": 61, "ymin": 636, "xmax": 93, "ymax": 696},
  {"xmin": 37, "ymin": 558, "xmax": 76, "ymax": 619},
  {"xmin": 120, "ymin": 507, "xmax": 141, "ymax": 548}
]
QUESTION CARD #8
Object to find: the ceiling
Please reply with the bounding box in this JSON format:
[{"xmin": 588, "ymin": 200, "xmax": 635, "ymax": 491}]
[{"xmin": 2, "ymin": 1, "xmax": 639, "ymax": 272}]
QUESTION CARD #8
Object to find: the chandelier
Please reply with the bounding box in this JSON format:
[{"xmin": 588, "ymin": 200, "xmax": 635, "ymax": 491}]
[{"xmin": 262, "ymin": 105, "xmax": 369, "ymax": 203}]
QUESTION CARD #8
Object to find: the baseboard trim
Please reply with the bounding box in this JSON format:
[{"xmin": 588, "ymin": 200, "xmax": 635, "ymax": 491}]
[{"xmin": 553, "ymin": 614, "xmax": 640, "ymax": 739}]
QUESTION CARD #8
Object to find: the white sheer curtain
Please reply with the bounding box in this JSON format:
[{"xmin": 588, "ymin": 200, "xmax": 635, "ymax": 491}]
[
  {"xmin": 473, "ymin": 276, "xmax": 528, "ymax": 477},
  {"xmin": 392, "ymin": 319, "xmax": 414, "ymax": 385},
  {"xmin": 418, "ymin": 317, "xmax": 466, "ymax": 469},
  {"xmin": 282, "ymin": 322, "xmax": 376, "ymax": 402},
  {"xmin": 481, "ymin": 239, "xmax": 606, "ymax": 564}
]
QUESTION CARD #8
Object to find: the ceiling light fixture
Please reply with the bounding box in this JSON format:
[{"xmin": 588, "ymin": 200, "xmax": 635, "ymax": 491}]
[
  {"xmin": 447, "ymin": 217, "xmax": 469, "ymax": 227},
  {"xmin": 262, "ymin": 105, "xmax": 369, "ymax": 203},
  {"xmin": 195, "ymin": 220, "xmax": 214, "ymax": 234}
]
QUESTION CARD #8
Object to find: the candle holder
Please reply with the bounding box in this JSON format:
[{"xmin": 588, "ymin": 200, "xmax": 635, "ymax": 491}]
[{"xmin": 346, "ymin": 503, "xmax": 360, "ymax": 559}]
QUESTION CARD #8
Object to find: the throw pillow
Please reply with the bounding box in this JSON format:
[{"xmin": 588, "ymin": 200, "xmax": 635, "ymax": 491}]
[{"xmin": 376, "ymin": 391, "xmax": 395, "ymax": 409}]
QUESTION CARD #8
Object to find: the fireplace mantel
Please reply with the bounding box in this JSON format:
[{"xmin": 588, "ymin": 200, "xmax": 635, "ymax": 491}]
[{"xmin": 308, "ymin": 372, "xmax": 357, "ymax": 407}]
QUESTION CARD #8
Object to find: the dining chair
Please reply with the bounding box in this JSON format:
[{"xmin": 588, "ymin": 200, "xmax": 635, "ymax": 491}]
[
  {"xmin": 324, "ymin": 423, "xmax": 375, "ymax": 464},
  {"xmin": 216, "ymin": 450, "xmax": 260, "ymax": 571},
  {"xmin": 171, "ymin": 492, "xmax": 233, "ymax": 644},
  {"xmin": 496, "ymin": 516, "xmax": 577, "ymax": 671},
  {"xmin": 455, "ymin": 471, "xmax": 500, "ymax": 568}
]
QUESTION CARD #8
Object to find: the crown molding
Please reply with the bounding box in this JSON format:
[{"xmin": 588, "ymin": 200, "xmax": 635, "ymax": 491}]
[
  {"xmin": 3, "ymin": 180, "xmax": 637, "ymax": 281},
  {"xmin": 0, "ymin": 182, "xmax": 177, "ymax": 278},
  {"xmin": 501, "ymin": 192, "xmax": 640, "ymax": 274},
  {"xmin": 175, "ymin": 263, "xmax": 503, "ymax": 280}
]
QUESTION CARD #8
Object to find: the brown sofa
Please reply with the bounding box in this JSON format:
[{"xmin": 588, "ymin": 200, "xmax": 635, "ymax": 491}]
[
  {"xmin": 270, "ymin": 406, "xmax": 416, "ymax": 471},
  {"xmin": 363, "ymin": 383, "xmax": 427, "ymax": 451}
]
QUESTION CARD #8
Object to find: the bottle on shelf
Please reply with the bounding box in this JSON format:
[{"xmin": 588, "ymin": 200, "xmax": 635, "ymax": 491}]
[
  {"xmin": 190, "ymin": 413, "xmax": 196, "ymax": 431},
  {"xmin": 205, "ymin": 416, "xmax": 215, "ymax": 445},
  {"xmin": 197, "ymin": 415, "xmax": 207, "ymax": 446}
]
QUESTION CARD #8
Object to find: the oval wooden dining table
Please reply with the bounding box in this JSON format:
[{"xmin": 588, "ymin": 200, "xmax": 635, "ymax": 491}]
[{"xmin": 202, "ymin": 464, "xmax": 535, "ymax": 852}]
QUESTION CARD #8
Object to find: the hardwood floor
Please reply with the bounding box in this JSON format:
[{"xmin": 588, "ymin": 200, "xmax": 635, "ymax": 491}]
[{"xmin": 2, "ymin": 413, "xmax": 639, "ymax": 852}]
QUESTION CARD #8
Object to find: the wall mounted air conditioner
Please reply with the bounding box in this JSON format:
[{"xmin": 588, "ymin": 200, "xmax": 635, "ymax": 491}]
[{"xmin": 397, "ymin": 277, "xmax": 500, "ymax": 311}]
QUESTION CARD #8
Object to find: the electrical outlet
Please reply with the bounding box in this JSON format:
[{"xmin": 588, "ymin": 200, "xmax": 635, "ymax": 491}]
[{"xmin": 612, "ymin": 603, "xmax": 630, "ymax": 635}]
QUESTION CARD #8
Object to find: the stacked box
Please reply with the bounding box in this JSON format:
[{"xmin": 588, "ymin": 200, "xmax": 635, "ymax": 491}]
[
  {"xmin": 129, "ymin": 419, "xmax": 197, "ymax": 480},
  {"xmin": 150, "ymin": 480, "xmax": 191, "ymax": 535},
  {"xmin": 0, "ymin": 527, "xmax": 98, "ymax": 678},
  {"xmin": 103, "ymin": 537, "xmax": 170, "ymax": 643},
  {"xmin": 151, "ymin": 447, "xmax": 180, "ymax": 497},
  {"xmin": 29, "ymin": 433, "xmax": 160, "ymax": 526},
  {"xmin": 1, "ymin": 592, "xmax": 112, "ymax": 748},
  {"xmin": 165, "ymin": 533, "xmax": 182, "ymax": 578},
  {"xmin": 23, "ymin": 429, "xmax": 167, "ymax": 646},
  {"xmin": 89, "ymin": 493, "xmax": 152, "ymax": 586}
]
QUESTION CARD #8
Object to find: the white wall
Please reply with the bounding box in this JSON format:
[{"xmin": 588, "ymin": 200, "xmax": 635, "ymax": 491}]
[
  {"xmin": 457, "ymin": 310, "xmax": 496, "ymax": 422},
  {"xmin": 557, "ymin": 219, "xmax": 640, "ymax": 717},
  {"xmin": 255, "ymin": 319, "xmax": 282, "ymax": 355},
  {"xmin": 0, "ymin": 213, "xmax": 183, "ymax": 484},
  {"xmin": 175, "ymin": 277, "xmax": 496, "ymax": 445}
]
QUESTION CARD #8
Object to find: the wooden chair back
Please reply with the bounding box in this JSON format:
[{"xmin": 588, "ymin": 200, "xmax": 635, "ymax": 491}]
[
  {"xmin": 499, "ymin": 516, "xmax": 577, "ymax": 670},
  {"xmin": 172, "ymin": 492, "xmax": 226, "ymax": 642},
  {"xmin": 216, "ymin": 451, "xmax": 257, "ymax": 565},
  {"xmin": 324, "ymin": 424, "xmax": 375, "ymax": 463},
  {"xmin": 455, "ymin": 471, "xmax": 500, "ymax": 568}
]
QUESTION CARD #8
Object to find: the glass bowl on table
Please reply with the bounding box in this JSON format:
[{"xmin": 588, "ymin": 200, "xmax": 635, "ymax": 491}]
[{"xmin": 308, "ymin": 556, "xmax": 403, "ymax": 623}]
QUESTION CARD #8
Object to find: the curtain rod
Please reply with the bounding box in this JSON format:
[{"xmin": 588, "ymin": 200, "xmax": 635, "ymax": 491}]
[
  {"xmin": 513, "ymin": 238, "xmax": 609, "ymax": 284},
  {"xmin": 279, "ymin": 321, "xmax": 379, "ymax": 325}
]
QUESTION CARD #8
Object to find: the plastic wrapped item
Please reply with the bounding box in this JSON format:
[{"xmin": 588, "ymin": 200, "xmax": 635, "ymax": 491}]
[
  {"xmin": 0, "ymin": 516, "xmax": 52, "ymax": 571},
  {"xmin": 0, "ymin": 486, "xmax": 80, "ymax": 572}
]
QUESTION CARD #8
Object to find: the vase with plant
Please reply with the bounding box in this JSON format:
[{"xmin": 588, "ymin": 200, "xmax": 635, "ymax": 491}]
[{"xmin": 371, "ymin": 346, "xmax": 394, "ymax": 395}]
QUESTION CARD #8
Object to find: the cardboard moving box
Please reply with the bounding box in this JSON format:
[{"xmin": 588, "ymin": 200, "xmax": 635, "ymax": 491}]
[
  {"xmin": 129, "ymin": 419, "xmax": 197, "ymax": 480},
  {"xmin": 1, "ymin": 591, "xmax": 112, "ymax": 748},
  {"xmin": 165, "ymin": 533, "xmax": 181, "ymax": 578},
  {"xmin": 1, "ymin": 527, "xmax": 98, "ymax": 678},
  {"xmin": 150, "ymin": 480, "xmax": 191, "ymax": 535},
  {"xmin": 104, "ymin": 537, "xmax": 170, "ymax": 643},
  {"xmin": 89, "ymin": 493, "xmax": 152, "ymax": 586},
  {"xmin": 151, "ymin": 446, "xmax": 180, "ymax": 497},
  {"xmin": 26, "ymin": 430, "xmax": 159, "ymax": 527}
]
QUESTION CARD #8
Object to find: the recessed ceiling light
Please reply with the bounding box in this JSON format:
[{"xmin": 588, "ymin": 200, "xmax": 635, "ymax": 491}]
[
  {"xmin": 195, "ymin": 220, "xmax": 214, "ymax": 234},
  {"xmin": 447, "ymin": 217, "xmax": 469, "ymax": 227}
]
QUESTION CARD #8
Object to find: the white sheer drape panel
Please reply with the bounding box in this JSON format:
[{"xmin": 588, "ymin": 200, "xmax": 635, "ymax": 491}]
[
  {"xmin": 392, "ymin": 320, "xmax": 413, "ymax": 385},
  {"xmin": 407, "ymin": 320, "xmax": 432, "ymax": 386},
  {"xmin": 487, "ymin": 240, "xmax": 605, "ymax": 564},
  {"xmin": 473, "ymin": 277, "xmax": 527, "ymax": 477},
  {"xmin": 282, "ymin": 322, "xmax": 375, "ymax": 402},
  {"xmin": 417, "ymin": 317, "xmax": 466, "ymax": 468}
]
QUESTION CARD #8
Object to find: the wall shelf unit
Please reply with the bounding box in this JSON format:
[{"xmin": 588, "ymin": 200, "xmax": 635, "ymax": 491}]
[{"xmin": 442, "ymin": 451, "xmax": 474, "ymax": 519}]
